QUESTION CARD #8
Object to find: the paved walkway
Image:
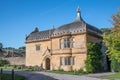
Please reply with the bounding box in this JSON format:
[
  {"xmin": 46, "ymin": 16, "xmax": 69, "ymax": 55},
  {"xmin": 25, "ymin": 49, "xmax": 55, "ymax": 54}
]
[
  {"xmin": 36, "ymin": 72, "xmax": 111, "ymax": 80},
  {"xmin": 4, "ymin": 70, "xmax": 113, "ymax": 80}
]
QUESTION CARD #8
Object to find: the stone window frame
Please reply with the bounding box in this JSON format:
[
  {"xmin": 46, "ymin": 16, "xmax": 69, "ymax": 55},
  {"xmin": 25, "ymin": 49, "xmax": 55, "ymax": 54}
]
[
  {"xmin": 59, "ymin": 39, "xmax": 63, "ymax": 49},
  {"xmin": 59, "ymin": 37, "xmax": 75, "ymax": 49},
  {"xmin": 64, "ymin": 38, "xmax": 70, "ymax": 48},
  {"xmin": 60, "ymin": 57, "xmax": 63, "ymax": 65},
  {"xmin": 72, "ymin": 56, "xmax": 76, "ymax": 65},
  {"xmin": 64, "ymin": 56, "xmax": 71, "ymax": 65},
  {"xmin": 36, "ymin": 45, "xmax": 41, "ymax": 51},
  {"xmin": 71, "ymin": 37, "xmax": 75, "ymax": 48}
]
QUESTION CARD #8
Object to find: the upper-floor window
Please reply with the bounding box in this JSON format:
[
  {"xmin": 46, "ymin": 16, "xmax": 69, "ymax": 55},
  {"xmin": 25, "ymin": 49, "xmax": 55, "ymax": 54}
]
[
  {"xmin": 64, "ymin": 38, "xmax": 70, "ymax": 48},
  {"xmin": 36, "ymin": 45, "xmax": 40, "ymax": 51},
  {"xmin": 60, "ymin": 38, "xmax": 75, "ymax": 49},
  {"xmin": 60, "ymin": 39, "xmax": 63, "ymax": 49},
  {"xmin": 72, "ymin": 38, "xmax": 75, "ymax": 48}
]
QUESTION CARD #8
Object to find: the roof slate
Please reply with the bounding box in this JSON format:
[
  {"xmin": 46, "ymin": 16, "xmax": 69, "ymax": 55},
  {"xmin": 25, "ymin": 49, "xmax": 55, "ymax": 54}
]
[{"xmin": 26, "ymin": 29, "xmax": 54, "ymax": 42}]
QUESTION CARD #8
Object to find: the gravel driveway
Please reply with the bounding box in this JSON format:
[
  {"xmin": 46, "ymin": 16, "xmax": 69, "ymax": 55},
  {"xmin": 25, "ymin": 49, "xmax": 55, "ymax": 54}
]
[{"xmin": 4, "ymin": 70, "xmax": 112, "ymax": 80}]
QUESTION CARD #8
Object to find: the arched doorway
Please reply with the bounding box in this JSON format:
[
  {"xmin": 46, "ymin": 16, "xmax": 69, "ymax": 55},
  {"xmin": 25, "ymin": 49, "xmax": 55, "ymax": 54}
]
[{"xmin": 45, "ymin": 58, "xmax": 50, "ymax": 70}]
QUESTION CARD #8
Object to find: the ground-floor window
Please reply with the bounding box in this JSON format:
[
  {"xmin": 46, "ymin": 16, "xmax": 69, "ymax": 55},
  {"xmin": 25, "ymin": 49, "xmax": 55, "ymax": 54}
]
[
  {"xmin": 60, "ymin": 57, "xmax": 63, "ymax": 65},
  {"xmin": 64, "ymin": 57, "xmax": 71, "ymax": 65},
  {"xmin": 60, "ymin": 56, "xmax": 76, "ymax": 66},
  {"xmin": 72, "ymin": 57, "xmax": 76, "ymax": 65}
]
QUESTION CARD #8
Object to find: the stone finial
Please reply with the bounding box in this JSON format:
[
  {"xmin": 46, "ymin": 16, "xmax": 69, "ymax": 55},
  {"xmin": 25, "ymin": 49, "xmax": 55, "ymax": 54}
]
[
  {"xmin": 77, "ymin": 6, "xmax": 80, "ymax": 13},
  {"xmin": 34, "ymin": 27, "xmax": 39, "ymax": 32},
  {"xmin": 75, "ymin": 7, "xmax": 82, "ymax": 21}
]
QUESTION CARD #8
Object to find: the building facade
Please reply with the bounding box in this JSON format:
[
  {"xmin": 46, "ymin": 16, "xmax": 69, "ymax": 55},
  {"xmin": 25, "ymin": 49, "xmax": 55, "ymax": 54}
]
[{"xmin": 26, "ymin": 8, "xmax": 104, "ymax": 71}]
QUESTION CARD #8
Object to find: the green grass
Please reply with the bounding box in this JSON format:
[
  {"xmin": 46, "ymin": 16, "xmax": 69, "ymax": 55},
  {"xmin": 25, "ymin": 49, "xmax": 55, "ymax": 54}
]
[
  {"xmin": 0, "ymin": 66, "xmax": 14, "ymax": 70},
  {"xmin": 0, "ymin": 66, "xmax": 38, "ymax": 71},
  {"xmin": 1, "ymin": 73, "xmax": 25, "ymax": 80},
  {"xmin": 102, "ymin": 73, "xmax": 120, "ymax": 79},
  {"xmin": 48, "ymin": 70, "xmax": 87, "ymax": 75}
]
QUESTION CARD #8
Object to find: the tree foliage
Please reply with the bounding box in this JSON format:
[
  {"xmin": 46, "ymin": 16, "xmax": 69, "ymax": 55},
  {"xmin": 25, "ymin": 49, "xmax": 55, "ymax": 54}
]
[
  {"xmin": 3, "ymin": 46, "xmax": 26, "ymax": 57},
  {"xmin": 112, "ymin": 8, "xmax": 120, "ymax": 31},
  {"xmin": 101, "ymin": 28, "xmax": 112, "ymax": 35},
  {"xmin": 104, "ymin": 32, "xmax": 120, "ymax": 61},
  {"xmin": 85, "ymin": 43, "xmax": 103, "ymax": 73},
  {"xmin": 104, "ymin": 8, "xmax": 120, "ymax": 72},
  {"xmin": 0, "ymin": 42, "xmax": 3, "ymax": 52},
  {"xmin": 0, "ymin": 59, "xmax": 9, "ymax": 66},
  {"xmin": 104, "ymin": 8, "xmax": 120, "ymax": 61}
]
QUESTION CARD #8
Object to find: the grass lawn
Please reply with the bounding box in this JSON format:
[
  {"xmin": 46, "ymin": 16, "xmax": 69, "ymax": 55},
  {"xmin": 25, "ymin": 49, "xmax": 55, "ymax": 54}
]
[
  {"xmin": 1, "ymin": 73, "xmax": 25, "ymax": 80},
  {"xmin": 0, "ymin": 66, "xmax": 36, "ymax": 71},
  {"xmin": 48, "ymin": 70, "xmax": 87, "ymax": 75},
  {"xmin": 101, "ymin": 73, "xmax": 120, "ymax": 79}
]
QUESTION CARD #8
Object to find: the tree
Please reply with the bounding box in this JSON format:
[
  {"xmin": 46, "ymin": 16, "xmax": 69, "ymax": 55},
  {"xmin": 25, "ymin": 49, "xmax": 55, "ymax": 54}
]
[
  {"xmin": 0, "ymin": 42, "xmax": 3, "ymax": 52},
  {"xmin": 104, "ymin": 32, "xmax": 120, "ymax": 61},
  {"xmin": 104, "ymin": 8, "xmax": 120, "ymax": 72},
  {"xmin": 112, "ymin": 8, "xmax": 120, "ymax": 31},
  {"xmin": 101, "ymin": 28, "xmax": 112, "ymax": 35}
]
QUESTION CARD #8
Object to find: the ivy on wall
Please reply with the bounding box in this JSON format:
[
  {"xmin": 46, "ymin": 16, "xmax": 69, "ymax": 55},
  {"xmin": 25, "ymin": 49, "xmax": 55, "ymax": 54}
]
[{"xmin": 85, "ymin": 43, "xmax": 103, "ymax": 73}]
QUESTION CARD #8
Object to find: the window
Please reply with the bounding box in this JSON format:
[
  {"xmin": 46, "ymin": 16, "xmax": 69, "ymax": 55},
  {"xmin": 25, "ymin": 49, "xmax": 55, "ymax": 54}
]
[
  {"xmin": 67, "ymin": 38, "xmax": 70, "ymax": 48},
  {"xmin": 60, "ymin": 39, "xmax": 62, "ymax": 49},
  {"xmin": 36, "ymin": 45, "xmax": 40, "ymax": 51},
  {"xmin": 72, "ymin": 57, "xmax": 76, "ymax": 65},
  {"xmin": 60, "ymin": 57, "xmax": 63, "ymax": 65},
  {"xmin": 64, "ymin": 38, "xmax": 67, "ymax": 48},
  {"xmin": 64, "ymin": 57, "xmax": 71, "ymax": 65},
  {"xmin": 60, "ymin": 38, "xmax": 74, "ymax": 49},
  {"xmin": 72, "ymin": 38, "xmax": 75, "ymax": 48},
  {"xmin": 64, "ymin": 38, "xmax": 70, "ymax": 48}
]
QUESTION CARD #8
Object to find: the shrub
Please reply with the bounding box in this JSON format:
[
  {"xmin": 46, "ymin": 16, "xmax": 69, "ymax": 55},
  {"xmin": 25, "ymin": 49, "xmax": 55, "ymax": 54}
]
[
  {"xmin": 0, "ymin": 59, "xmax": 9, "ymax": 66},
  {"xmin": 78, "ymin": 68, "xmax": 84, "ymax": 73},
  {"xmin": 85, "ymin": 43, "xmax": 103, "ymax": 73},
  {"xmin": 17, "ymin": 65, "xmax": 22, "ymax": 69},
  {"xmin": 111, "ymin": 59, "xmax": 120, "ymax": 72}
]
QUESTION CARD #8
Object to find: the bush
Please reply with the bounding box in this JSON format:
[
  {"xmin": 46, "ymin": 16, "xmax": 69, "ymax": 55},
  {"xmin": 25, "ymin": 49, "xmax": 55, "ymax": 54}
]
[
  {"xmin": 85, "ymin": 43, "xmax": 103, "ymax": 73},
  {"xmin": 17, "ymin": 65, "xmax": 22, "ymax": 69},
  {"xmin": 26, "ymin": 66, "xmax": 39, "ymax": 71},
  {"xmin": 111, "ymin": 59, "xmax": 120, "ymax": 72},
  {"xmin": 33, "ymin": 65, "xmax": 39, "ymax": 71},
  {"xmin": 0, "ymin": 59, "xmax": 9, "ymax": 66},
  {"xmin": 78, "ymin": 68, "xmax": 84, "ymax": 73}
]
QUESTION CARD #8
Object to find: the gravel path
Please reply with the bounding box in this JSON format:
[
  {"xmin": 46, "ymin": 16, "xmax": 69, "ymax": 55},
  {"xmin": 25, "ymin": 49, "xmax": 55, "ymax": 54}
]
[
  {"xmin": 37, "ymin": 72, "xmax": 111, "ymax": 80},
  {"xmin": 4, "ymin": 70, "xmax": 112, "ymax": 80}
]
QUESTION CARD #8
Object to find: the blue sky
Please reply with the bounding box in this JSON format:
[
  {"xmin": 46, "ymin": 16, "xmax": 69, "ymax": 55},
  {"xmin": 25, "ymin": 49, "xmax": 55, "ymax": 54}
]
[{"xmin": 0, "ymin": 0, "xmax": 120, "ymax": 48}]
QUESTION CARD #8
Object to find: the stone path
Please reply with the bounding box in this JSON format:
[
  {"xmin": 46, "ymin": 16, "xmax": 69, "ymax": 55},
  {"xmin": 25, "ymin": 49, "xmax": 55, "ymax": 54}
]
[{"xmin": 4, "ymin": 70, "xmax": 113, "ymax": 80}]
